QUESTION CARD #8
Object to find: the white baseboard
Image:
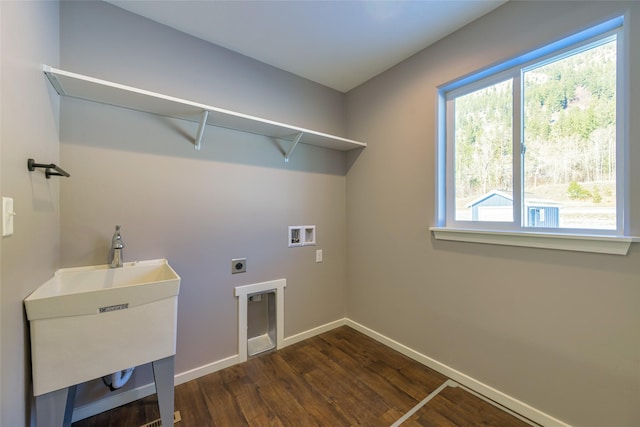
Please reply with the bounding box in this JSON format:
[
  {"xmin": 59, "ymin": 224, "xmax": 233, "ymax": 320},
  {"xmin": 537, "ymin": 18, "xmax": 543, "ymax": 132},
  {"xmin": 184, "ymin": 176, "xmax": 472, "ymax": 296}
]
[
  {"xmin": 282, "ymin": 318, "xmax": 347, "ymax": 348},
  {"xmin": 345, "ymin": 319, "xmax": 572, "ymax": 427},
  {"xmin": 73, "ymin": 317, "xmax": 570, "ymax": 427},
  {"xmin": 174, "ymin": 353, "xmax": 241, "ymax": 386}
]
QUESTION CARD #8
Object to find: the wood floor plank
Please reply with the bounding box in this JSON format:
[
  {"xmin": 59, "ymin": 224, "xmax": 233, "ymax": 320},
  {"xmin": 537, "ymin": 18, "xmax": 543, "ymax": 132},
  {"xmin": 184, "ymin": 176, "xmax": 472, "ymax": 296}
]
[
  {"xmin": 405, "ymin": 405, "xmax": 460, "ymax": 427},
  {"xmin": 247, "ymin": 413, "xmax": 285, "ymax": 427},
  {"xmin": 441, "ymin": 386, "xmax": 531, "ymax": 426},
  {"xmin": 309, "ymin": 333, "xmax": 411, "ymax": 414},
  {"xmin": 73, "ymin": 326, "xmax": 536, "ymax": 427},
  {"xmin": 302, "ymin": 366, "xmax": 387, "ymax": 426},
  {"xmin": 277, "ymin": 340, "xmax": 321, "ymax": 376},
  {"xmin": 321, "ymin": 327, "xmax": 413, "ymax": 372},
  {"xmin": 198, "ymin": 371, "xmax": 249, "ymax": 426},
  {"xmin": 174, "ymin": 380, "xmax": 214, "ymax": 427},
  {"xmin": 261, "ymin": 353, "xmax": 350, "ymax": 426},
  {"xmin": 234, "ymin": 386, "xmax": 267, "ymax": 423},
  {"xmin": 258, "ymin": 382, "xmax": 318, "ymax": 426},
  {"xmin": 371, "ymin": 359, "xmax": 447, "ymax": 402},
  {"xmin": 405, "ymin": 385, "xmax": 533, "ymax": 427}
]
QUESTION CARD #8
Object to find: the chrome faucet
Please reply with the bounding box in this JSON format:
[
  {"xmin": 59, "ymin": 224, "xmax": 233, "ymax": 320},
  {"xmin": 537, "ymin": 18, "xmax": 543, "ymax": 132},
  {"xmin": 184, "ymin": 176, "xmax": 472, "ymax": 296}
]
[{"xmin": 109, "ymin": 225, "xmax": 124, "ymax": 268}]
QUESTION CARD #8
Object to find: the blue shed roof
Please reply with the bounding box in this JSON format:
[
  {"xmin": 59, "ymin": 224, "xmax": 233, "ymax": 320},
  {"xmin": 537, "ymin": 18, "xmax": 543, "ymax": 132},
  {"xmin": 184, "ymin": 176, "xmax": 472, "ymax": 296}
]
[{"xmin": 466, "ymin": 189, "xmax": 562, "ymax": 208}]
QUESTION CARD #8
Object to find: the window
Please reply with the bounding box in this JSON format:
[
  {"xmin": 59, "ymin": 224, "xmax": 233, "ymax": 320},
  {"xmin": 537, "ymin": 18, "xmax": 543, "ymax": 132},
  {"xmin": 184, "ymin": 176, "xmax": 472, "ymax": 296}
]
[{"xmin": 433, "ymin": 16, "xmax": 637, "ymax": 255}]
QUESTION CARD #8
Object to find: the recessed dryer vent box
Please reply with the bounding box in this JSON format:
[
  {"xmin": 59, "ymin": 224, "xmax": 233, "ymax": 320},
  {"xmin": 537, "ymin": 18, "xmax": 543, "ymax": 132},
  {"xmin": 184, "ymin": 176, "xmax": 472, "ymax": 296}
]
[{"xmin": 288, "ymin": 225, "xmax": 315, "ymax": 247}]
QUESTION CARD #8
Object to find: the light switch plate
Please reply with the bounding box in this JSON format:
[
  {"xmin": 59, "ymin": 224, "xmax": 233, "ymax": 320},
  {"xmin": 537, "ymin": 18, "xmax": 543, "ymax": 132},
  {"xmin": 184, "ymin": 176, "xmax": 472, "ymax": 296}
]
[{"xmin": 2, "ymin": 197, "xmax": 15, "ymax": 237}]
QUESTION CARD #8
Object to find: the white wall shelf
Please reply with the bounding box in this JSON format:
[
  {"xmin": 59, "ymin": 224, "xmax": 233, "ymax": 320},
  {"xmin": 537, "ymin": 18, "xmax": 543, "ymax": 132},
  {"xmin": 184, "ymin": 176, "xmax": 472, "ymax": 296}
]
[{"xmin": 43, "ymin": 65, "xmax": 367, "ymax": 160}]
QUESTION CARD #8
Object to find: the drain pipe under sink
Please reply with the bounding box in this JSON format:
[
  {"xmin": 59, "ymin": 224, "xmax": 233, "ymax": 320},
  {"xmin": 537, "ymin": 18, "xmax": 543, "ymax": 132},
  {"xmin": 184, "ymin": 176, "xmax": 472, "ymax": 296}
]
[{"xmin": 102, "ymin": 367, "xmax": 135, "ymax": 391}]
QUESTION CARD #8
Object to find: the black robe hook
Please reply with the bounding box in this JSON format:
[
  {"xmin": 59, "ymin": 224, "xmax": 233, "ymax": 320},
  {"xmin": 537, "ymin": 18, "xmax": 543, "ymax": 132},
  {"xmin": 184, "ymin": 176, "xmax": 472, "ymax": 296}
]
[{"xmin": 27, "ymin": 158, "xmax": 70, "ymax": 179}]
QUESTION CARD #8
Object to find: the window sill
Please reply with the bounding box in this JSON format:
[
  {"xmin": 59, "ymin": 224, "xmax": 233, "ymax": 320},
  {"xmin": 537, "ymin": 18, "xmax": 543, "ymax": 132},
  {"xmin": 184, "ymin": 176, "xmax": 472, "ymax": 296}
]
[{"xmin": 429, "ymin": 227, "xmax": 639, "ymax": 255}]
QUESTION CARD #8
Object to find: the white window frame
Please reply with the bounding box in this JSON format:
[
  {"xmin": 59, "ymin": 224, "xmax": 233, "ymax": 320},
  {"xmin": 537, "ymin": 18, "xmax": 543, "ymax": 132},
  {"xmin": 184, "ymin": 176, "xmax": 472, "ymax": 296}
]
[{"xmin": 432, "ymin": 14, "xmax": 639, "ymax": 255}]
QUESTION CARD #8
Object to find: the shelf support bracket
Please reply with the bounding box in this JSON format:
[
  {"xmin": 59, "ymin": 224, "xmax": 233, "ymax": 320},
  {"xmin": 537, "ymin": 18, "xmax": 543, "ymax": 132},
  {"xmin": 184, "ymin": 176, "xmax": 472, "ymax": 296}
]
[
  {"xmin": 284, "ymin": 132, "xmax": 304, "ymax": 163},
  {"xmin": 194, "ymin": 110, "xmax": 209, "ymax": 150}
]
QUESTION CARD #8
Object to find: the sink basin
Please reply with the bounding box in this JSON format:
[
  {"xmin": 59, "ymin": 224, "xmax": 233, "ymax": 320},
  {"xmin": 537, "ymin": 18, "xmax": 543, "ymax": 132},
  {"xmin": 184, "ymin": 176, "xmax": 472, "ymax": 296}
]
[
  {"xmin": 25, "ymin": 259, "xmax": 180, "ymax": 396},
  {"xmin": 25, "ymin": 259, "xmax": 180, "ymax": 320}
]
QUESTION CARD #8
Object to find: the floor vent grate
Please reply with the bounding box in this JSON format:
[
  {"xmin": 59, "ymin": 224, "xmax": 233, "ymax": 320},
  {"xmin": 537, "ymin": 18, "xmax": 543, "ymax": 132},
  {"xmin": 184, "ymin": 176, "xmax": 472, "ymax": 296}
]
[{"xmin": 139, "ymin": 410, "xmax": 181, "ymax": 427}]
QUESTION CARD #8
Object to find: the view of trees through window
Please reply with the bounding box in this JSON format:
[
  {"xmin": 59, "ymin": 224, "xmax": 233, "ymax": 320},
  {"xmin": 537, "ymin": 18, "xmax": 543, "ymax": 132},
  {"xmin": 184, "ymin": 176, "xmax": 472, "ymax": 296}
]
[{"xmin": 453, "ymin": 39, "xmax": 617, "ymax": 229}]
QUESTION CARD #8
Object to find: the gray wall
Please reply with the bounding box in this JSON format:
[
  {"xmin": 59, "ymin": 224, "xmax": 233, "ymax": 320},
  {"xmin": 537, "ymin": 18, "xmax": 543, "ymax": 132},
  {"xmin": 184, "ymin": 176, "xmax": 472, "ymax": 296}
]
[
  {"xmin": 0, "ymin": 2, "xmax": 60, "ymax": 426},
  {"xmin": 59, "ymin": 1, "xmax": 348, "ymax": 408},
  {"xmin": 346, "ymin": 2, "xmax": 639, "ymax": 426}
]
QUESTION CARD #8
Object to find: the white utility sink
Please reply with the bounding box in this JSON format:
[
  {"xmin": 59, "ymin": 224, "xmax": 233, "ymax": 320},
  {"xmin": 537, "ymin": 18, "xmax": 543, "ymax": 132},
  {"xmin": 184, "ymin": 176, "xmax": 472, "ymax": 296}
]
[{"xmin": 25, "ymin": 259, "xmax": 180, "ymax": 396}]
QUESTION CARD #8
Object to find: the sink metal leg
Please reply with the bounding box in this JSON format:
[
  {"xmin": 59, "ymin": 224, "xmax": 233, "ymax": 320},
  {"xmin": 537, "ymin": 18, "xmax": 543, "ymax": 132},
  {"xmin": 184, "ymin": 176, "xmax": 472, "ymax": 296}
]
[
  {"xmin": 62, "ymin": 385, "xmax": 77, "ymax": 427},
  {"xmin": 152, "ymin": 355, "xmax": 175, "ymax": 426},
  {"xmin": 35, "ymin": 384, "xmax": 77, "ymax": 427}
]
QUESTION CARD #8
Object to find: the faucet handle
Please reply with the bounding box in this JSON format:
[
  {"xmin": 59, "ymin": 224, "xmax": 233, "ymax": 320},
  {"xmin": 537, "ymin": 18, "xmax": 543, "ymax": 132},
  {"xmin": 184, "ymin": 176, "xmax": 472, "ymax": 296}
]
[
  {"xmin": 109, "ymin": 225, "xmax": 124, "ymax": 268},
  {"xmin": 112, "ymin": 225, "xmax": 124, "ymax": 247}
]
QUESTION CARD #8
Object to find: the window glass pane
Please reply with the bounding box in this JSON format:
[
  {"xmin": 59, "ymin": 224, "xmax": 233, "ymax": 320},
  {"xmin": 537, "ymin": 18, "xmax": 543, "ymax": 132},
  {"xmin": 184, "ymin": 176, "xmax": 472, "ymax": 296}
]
[
  {"xmin": 523, "ymin": 39, "xmax": 616, "ymax": 229},
  {"xmin": 454, "ymin": 79, "xmax": 513, "ymax": 221}
]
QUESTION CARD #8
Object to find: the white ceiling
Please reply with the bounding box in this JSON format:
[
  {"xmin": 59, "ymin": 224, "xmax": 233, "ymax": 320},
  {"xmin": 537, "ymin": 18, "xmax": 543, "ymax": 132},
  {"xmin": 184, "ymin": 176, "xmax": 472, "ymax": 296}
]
[{"xmin": 105, "ymin": 0, "xmax": 507, "ymax": 92}]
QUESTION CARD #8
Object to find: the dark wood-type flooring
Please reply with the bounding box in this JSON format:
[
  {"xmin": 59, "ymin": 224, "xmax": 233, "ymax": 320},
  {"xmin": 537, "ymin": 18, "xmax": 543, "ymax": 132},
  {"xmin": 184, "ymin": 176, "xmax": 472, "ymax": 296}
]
[{"xmin": 73, "ymin": 326, "xmax": 534, "ymax": 427}]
